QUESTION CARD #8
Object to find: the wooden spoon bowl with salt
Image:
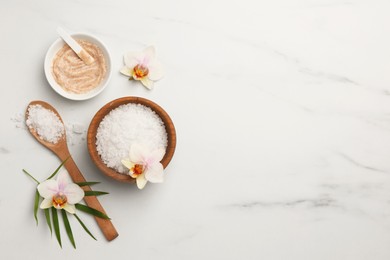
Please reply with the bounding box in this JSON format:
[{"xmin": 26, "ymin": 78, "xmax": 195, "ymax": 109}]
[
  {"xmin": 87, "ymin": 96, "xmax": 177, "ymax": 183},
  {"xmin": 26, "ymin": 100, "xmax": 118, "ymax": 241}
]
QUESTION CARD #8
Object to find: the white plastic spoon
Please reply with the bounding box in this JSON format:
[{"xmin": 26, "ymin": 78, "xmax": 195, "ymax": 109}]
[{"xmin": 57, "ymin": 27, "xmax": 95, "ymax": 65}]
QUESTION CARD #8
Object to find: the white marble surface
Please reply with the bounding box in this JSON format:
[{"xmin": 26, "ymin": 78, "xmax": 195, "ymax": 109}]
[{"xmin": 2, "ymin": 0, "xmax": 390, "ymax": 259}]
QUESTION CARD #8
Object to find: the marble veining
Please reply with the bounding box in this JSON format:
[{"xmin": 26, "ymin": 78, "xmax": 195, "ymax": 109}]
[
  {"xmin": 227, "ymin": 196, "xmax": 338, "ymax": 209},
  {"xmin": 0, "ymin": 147, "xmax": 10, "ymax": 154},
  {"xmin": 336, "ymin": 152, "xmax": 390, "ymax": 174}
]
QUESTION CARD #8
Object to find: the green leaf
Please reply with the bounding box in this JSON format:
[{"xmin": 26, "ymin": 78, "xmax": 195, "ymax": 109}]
[
  {"xmin": 76, "ymin": 181, "xmax": 100, "ymax": 187},
  {"xmin": 44, "ymin": 209, "xmax": 52, "ymax": 235},
  {"xmin": 34, "ymin": 190, "xmax": 40, "ymax": 225},
  {"xmin": 52, "ymin": 208, "xmax": 62, "ymax": 248},
  {"xmin": 84, "ymin": 191, "xmax": 109, "ymax": 196},
  {"xmin": 23, "ymin": 169, "xmax": 40, "ymax": 184},
  {"xmin": 62, "ymin": 210, "xmax": 76, "ymax": 249},
  {"xmin": 74, "ymin": 214, "xmax": 97, "ymax": 241},
  {"xmin": 75, "ymin": 204, "xmax": 110, "ymax": 220},
  {"xmin": 47, "ymin": 157, "xmax": 69, "ymax": 180}
]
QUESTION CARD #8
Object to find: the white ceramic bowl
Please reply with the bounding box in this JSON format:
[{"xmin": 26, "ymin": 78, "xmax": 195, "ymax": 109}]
[{"xmin": 44, "ymin": 33, "xmax": 112, "ymax": 101}]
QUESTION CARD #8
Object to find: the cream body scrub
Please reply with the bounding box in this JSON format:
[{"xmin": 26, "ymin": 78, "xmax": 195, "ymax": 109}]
[
  {"xmin": 52, "ymin": 40, "xmax": 107, "ymax": 94},
  {"xmin": 96, "ymin": 103, "xmax": 168, "ymax": 174}
]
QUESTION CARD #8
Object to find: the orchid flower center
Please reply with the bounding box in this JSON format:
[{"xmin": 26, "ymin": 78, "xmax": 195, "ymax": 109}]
[
  {"xmin": 131, "ymin": 164, "xmax": 144, "ymax": 177},
  {"xmin": 52, "ymin": 193, "xmax": 67, "ymax": 208},
  {"xmin": 133, "ymin": 64, "xmax": 149, "ymax": 78}
]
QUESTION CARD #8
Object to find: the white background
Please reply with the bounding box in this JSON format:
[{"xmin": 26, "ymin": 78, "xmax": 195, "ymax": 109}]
[{"xmin": 1, "ymin": 0, "xmax": 390, "ymax": 259}]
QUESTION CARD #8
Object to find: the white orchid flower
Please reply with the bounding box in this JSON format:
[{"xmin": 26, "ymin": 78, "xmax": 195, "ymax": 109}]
[
  {"xmin": 120, "ymin": 46, "xmax": 164, "ymax": 89},
  {"xmin": 37, "ymin": 170, "xmax": 84, "ymax": 214},
  {"xmin": 121, "ymin": 144, "xmax": 165, "ymax": 189}
]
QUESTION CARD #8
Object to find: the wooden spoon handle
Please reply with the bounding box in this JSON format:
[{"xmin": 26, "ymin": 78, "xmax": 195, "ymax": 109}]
[{"xmin": 59, "ymin": 153, "xmax": 118, "ymax": 241}]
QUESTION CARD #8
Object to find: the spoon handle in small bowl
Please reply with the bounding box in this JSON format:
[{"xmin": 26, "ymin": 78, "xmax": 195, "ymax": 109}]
[
  {"xmin": 57, "ymin": 27, "xmax": 95, "ymax": 65},
  {"xmin": 57, "ymin": 150, "xmax": 119, "ymax": 241}
]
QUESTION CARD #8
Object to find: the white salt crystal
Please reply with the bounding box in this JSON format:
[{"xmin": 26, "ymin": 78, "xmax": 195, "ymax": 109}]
[
  {"xmin": 25, "ymin": 104, "xmax": 65, "ymax": 144},
  {"xmin": 96, "ymin": 103, "xmax": 168, "ymax": 174},
  {"xmin": 11, "ymin": 113, "xmax": 26, "ymax": 129},
  {"xmin": 72, "ymin": 123, "xmax": 85, "ymax": 134}
]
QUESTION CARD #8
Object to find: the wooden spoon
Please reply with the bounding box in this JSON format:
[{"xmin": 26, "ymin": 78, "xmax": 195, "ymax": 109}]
[{"xmin": 26, "ymin": 100, "xmax": 118, "ymax": 241}]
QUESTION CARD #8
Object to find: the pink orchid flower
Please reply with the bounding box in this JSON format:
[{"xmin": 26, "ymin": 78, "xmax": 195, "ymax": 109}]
[
  {"xmin": 121, "ymin": 144, "xmax": 165, "ymax": 189},
  {"xmin": 37, "ymin": 170, "xmax": 84, "ymax": 214},
  {"xmin": 120, "ymin": 46, "xmax": 164, "ymax": 89}
]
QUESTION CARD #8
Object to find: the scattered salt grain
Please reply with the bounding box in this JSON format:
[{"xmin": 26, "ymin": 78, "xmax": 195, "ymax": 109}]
[
  {"xmin": 96, "ymin": 103, "xmax": 168, "ymax": 174},
  {"xmin": 72, "ymin": 123, "xmax": 85, "ymax": 134},
  {"xmin": 26, "ymin": 104, "xmax": 65, "ymax": 144},
  {"xmin": 11, "ymin": 113, "xmax": 26, "ymax": 129}
]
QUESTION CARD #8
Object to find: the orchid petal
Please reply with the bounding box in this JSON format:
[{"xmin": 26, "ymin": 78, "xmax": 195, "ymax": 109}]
[
  {"xmin": 140, "ymin": 77, "xmax": 154, "ymax": 89},
  {"xmin": 37, "ymin": 180, "xmax": 58, "ymax": 199},
  {"xmin": 63, "ymin": 183, "xmax": 84, "ymax": 204},
  {"xmin": 57, "ymin": 170, "xmax": 72, "ymax": 192},
  {"xmin": 145, "ymin": 163, "xmax": 164, "ymax": 183},
  {"xmin": 148, "ymin": 60, "xmax": 164, "ymax": 81},
  {"xmin": 63, "ymin": 204, "xmax": 76, "ymax": 214},
  {"xmin": 149, "ymin": 148, "xmax": 166, "ymax": 164},
  {"xmin": 130, "ymin": 144, "xmax": 149, "ymax": 164},
  {"xmin": 142, "ymin": 46, "xmax": 156, "ymax": 64},
  {"xmin": 121, "ymin": 159, "xmax": 135, "ymax": 170},
  {"xmin": 136, "ymin": 173, "xmax": 148, "ymax": 189},
  {"xmin": 120, "ymin": 66, "xmax": 132, "ymax": 77},
  {"xmin": 124, "ymin": 51, "xmax": 143, "ymax": 68},
  {"xmin": 40, "ymin": 198, "xmax": 53, "ymax": 209}
]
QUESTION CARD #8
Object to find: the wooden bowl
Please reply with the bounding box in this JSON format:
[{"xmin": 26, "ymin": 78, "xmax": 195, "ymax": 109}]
[{"xmin": 87, "ymin": 96, "xmax": 176, "ymax": 183}]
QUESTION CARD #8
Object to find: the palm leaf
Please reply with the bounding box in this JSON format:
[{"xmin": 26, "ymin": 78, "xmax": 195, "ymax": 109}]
[
  {"xmin": 76, "ymin": 181, "xmax": 100, "ymax": 187},
  {"xmin": 44, "ymin": 209, "xmax": 52, "ymax": 235},
  {"xmin": 34, "ymin": 190, "xmax": 40, "ymax": 225},
  {"xmin": 62, "ymin": 210, "xmax": 76, "ymax": 249},
  {"xmin": 75, "ymin": 204, "xmax": 110, "ymax": 219},
  {"xmin": 84, "ymin": 191, "xmax": 109, "ymax": 196},
  {"xmin": 52, "ymin": 208, "xmax": 62, "ymax": 248}
]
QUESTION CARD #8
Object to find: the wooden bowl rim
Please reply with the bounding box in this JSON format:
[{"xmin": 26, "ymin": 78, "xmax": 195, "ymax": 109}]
[{"xmin": 87, "ymin": 96, "xmax": 177, "ymax": 183}]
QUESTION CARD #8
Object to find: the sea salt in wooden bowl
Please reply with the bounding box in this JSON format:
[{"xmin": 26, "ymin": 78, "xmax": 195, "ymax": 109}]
[{"xmin": 87, "ymin": 97, "xmax": 176, "ymax": 183}]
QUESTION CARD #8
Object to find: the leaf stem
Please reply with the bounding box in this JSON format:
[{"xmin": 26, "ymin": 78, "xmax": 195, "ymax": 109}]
[
  {"xmin": 74, "ymin": 214, "xmax": 97, "ymax": 241},
  {"xmin": 23, "ymin": 169, "xmax": 40, "ymax": 184},
  {"xmin": 47, "ymin": 157, "xmax": 69, "ymax": 180}
]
